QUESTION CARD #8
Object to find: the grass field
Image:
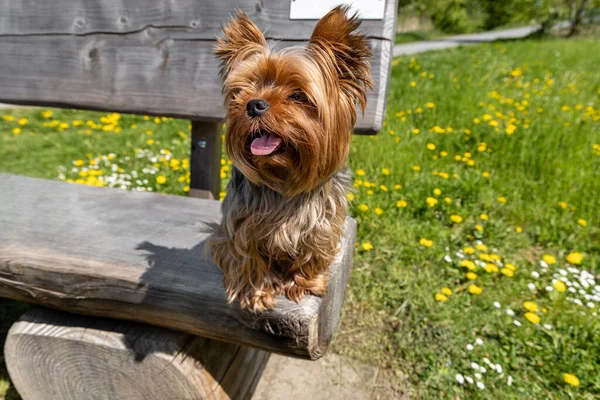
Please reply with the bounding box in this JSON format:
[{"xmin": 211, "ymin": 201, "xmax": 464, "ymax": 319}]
[{"xmin": 1, "ymin": 36, "xmax": 600, "ymax": 398}]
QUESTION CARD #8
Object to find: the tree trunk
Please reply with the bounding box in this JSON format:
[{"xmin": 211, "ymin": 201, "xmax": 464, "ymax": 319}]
[{"xmin": 568, "ymin": 0, "xmax": 590, "ymax": 37}]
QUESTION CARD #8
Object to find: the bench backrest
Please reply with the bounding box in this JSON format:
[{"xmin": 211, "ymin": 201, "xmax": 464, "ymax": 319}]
[{"xmin": 0, "ymin": 0, "xmax": 396, "ymax": 133}]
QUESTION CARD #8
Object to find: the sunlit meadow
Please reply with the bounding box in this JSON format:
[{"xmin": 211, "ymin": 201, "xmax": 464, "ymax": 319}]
[{"xmin": 1, "ymin": 37, "xmax": 599, "ymax": 398}]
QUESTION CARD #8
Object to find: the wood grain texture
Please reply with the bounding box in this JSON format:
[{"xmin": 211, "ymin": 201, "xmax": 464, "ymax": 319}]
[
  {"xmin": 5, "ymin": 307, "xmax": 270, "ymax": 400},
  {"xmin": 190, "ymin": 121, "xmax": 222, "ymax": 200},
  {"xmin": 0, "ymin": 0, "xmax": 391, "ymax": 39},
  {"xmin": 0, "ymin": 174, "xmax": 356, "ymax": 359},
  {"xmin": 0, "ymin": 0, "xmax": 396, "ymax": 134}
]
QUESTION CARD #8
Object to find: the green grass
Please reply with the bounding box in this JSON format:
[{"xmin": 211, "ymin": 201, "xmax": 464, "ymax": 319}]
[{"xmin": 1, "ymin": 36, "xmax": 600, "ymax": 398}]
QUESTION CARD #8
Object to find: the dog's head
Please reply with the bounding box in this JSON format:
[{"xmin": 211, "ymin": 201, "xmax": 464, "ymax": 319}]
[{"xmin": 214, "ymin": 6, "xmax": 372, "ymax": 196}]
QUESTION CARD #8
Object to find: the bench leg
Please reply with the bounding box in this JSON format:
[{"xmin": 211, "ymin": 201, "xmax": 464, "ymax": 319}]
[
  {"xmin": 189, "ymin": 121, "xmax": 223, "ymax": 200},
  {"xmin": 5, "ymin": 307, "xmax": 269, "ymax": 400}
]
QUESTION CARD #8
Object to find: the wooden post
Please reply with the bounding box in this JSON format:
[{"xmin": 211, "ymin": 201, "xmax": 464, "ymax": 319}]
[
  {"xmin": 5, "ymin": 307, "xmax": 270, "ymax": 400},
  {"xmin": 189, "ymin": 121, "xmax": 222, "ymax": 200}
]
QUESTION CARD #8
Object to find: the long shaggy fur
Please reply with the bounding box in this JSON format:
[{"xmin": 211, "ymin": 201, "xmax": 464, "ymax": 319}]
[{"xmin": 210, "ymin": 6, "xmax": 372, "ymax": 312}]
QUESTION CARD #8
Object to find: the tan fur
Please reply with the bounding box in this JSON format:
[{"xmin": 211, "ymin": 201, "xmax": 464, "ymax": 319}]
[{"xmin": 209, "ymin": 6, "xmax": 372, "ymax": 312}]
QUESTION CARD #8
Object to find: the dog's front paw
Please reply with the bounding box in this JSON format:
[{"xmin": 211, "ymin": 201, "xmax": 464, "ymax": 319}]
[{"xmin": 285, "ymin": 274, "xmax": 328, "ymax": 303}]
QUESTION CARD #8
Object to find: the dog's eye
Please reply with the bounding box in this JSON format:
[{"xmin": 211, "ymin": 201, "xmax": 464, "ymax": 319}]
[
  {"xmin": 230, "ymin": 88, "xmax": 243, "ymax": 98},
  {"xmin": 288, "ymin": 91, "xmax": 308, "ymax": 104}
]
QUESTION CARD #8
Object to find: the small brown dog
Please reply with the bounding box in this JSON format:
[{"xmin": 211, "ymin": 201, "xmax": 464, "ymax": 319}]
[{"xmin": 209, "ymin": 6, "xmax": 372, "ymax": 312}]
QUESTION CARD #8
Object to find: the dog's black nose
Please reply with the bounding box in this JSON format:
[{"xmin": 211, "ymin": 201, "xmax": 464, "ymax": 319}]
[{"xmin": 246, "ymin": 99, "xmax": 269, "ymax": 117}]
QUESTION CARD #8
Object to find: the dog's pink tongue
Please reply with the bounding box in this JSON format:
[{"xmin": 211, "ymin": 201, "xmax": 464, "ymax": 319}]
[{"xmin": 250, "ymin": 132, "xmax": 281, "ymax": 156}]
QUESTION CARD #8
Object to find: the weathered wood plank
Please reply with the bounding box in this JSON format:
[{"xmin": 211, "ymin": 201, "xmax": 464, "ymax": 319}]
[
  {"xmin": 0, "ymin": 0, "xmax": 392, "ymax": 39},
  {"xmin": 0, "ymin": 0, "xmax": 396, "ymax": 133},
  {"xmin": 5, "ymin": 307, "xmax": 270, "ymax": 400},
  {"xmin": 0, "ymin": 36, "xmax": 387, "ymax": 133},
  {"xmin": 189, "ymin": 121, "xmax": 222, "ymax": 200},
  {"xmin": 0, "ymin": 174, "xmax": 356, "ymax": 359}
]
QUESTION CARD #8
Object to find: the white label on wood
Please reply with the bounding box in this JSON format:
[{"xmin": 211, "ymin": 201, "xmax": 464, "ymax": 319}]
[{"xmin": 289, "ymin": 0, "xmax": 385, "ymax": 20}]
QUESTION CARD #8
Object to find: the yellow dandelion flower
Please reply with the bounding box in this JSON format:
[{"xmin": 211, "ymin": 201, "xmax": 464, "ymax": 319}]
[
  {"xmin": 480, "ymin": 214, "xmax": 489, "ymax": 221},
  {"xmin": 461, "ymin": 260, "xmax": 476, "ymax": 270},
  {"xmin": 563, "ymin": 373, "xmax": 580, "ymax": 387},
  {"xmin": 524, "ymin": 312, "xmax": 540, "ymax": 324},
  {"xmin": 566, "ymin": 252, "xmax": 583, "ymax": 265},
  {"xmin": 426, "ymin": 197, "xmax": 438, "ymax": 207},
  {"xmin": 476, "ymin": 243, "xmax": 487, "ymax": 251},
  {"xmin": 375, "ymin": 207, "xmax": 383, "ymax": 215},
  {"xmin": 463, "ymin": 247, "xmax": 475, "ymax": 255},
  {"xmin": 444, "ymin": 197, "xmax": 452, "ymax": 204},
  {"xmin": 484, "ymin": 263, "xmax": 499, "ymax": 273},
  {"xmin": 577, "ymin": 219, "xmax": 587, "ymax": 227},
  {"xmin": 468, "ymin": 284, "xmax": 483, "ymax": 295},
  {"xmin": 410, "ymin": 81, "xmax": 416, "ymax": 87},
  {"xmin": 412, "ymin": 128, "xmax": 420, "ymax": 134},
  {"xmin": 426, "ymin": 102, "xmax": 435, "ymax": 108},
  {"xmin": 146, "ymin": 139, "xmax": 155, "ymax": 145},
  {"xmin": 523, "ymin": 301, "xmax": 538, "ymax": 312},
  {"xmin": 553, "ymin": 280, "xmax": 567, "ymax": 292},
  {"xmin": 12, "ymin": 127, "xmax": 21, "ymax": 135},
  {"xmin": 358, "ymin": 204, "xmax": 369, "ymax": 212},
  {"xmin": 419, "ymin": 238, "xmax": 433, "ymax": 248},
  {"xmin": 441, "ymin": 287, "xmax": 452, "ymax": 295},
  {"xmin": 412, "ymin": 165, "xmax": 421, "ymax": 171},
  {"xmin": 542, "ymin": 255, "xmax": 556, "ymax": 265},
  {"xmin": 515, "ymin": 226, "xmax": 523, "ymax": 233},
  {"xmin": 435, "ymin": 293, "xmax": 448, "ymax": 302},
  {"xmin": 438, "ymin": 172, "xmax": 449, "ymax": 179},
  {"xmin": 451, "ymin": 215, "xmax": 463, "ymax": 224},
  {"xmin": 17, "ymin": 118, "xmax": 28, "ymax": 126},
  {"xmin": 156, "ymin": 176, "xmax": 167, "ymax": 185},
  {"xmin": 367, "ymin": 190, "xmax": 374, "ymax": 195},
  {"xmin": 433, "ymin": 188, "xmax": 441, "ymax": 196},
  {"xmin": 466, "ymin": 272, "xmax": 478, "ymax": 280},
  {"xmin": 396, "ymin": 200, "xmax": 408, "ymax": 208},
  {"xmin": 475, "ymin": 224, "xmax": 483, "ymax": 232},
  {"xmin": 394, "ymin": 184, "xmax": 402, "ymax": 190},
  {"xmin": 362, "ymin": 242, "xmax": 374, "ymax": 251},
  {"xmin": 505, "ymin": 263, "xmax": 516, "ymax": 271},
  {"xmin": 346, "ymin": 193, "xmax": 355, "ymax": 201},
  {"xmin": 482, "ymin": 172, "xmax": 490, "ymax": 178},
  {"xmin": 356, "ymin": 169, "xmax": 365, "ymax": 176},
  {"xmin": 427, "ymin": 143, "xmax": 436, "ymax": 151},
  {"xmin": 558, "ymin": 201, "xmax": 567, "ymax": 209},
  {"xmin": 500, "ymin": 268, "xmax": 514, "ymax": 277},
  {"xmin": 382, "ymin": 168, "xmax": 390, "ymax": 175},
  {"xmin": 379, "ymin": 185, "xmax": 388, "ymax": 192},
  {"xmin": 498, "ymin": 196, "xmax": 507, "ymax": 204}
]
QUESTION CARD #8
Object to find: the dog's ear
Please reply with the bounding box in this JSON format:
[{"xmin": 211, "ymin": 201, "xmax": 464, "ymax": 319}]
[
  {"xmin": 214, "ymin": 11, "xmax": 267, "ymax": 77},
  {"xmin": 308, "ymin": 6, "xmax": 373, "ymax": 111}
]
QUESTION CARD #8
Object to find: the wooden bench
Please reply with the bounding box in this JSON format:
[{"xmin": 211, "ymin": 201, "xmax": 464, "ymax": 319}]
[{"xmin": 0, "ymin": 1, "xmax": 396, "ymax": 399}]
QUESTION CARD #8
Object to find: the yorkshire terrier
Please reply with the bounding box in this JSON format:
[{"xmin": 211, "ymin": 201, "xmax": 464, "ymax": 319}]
[{"xmin": 209, "ymin": 6, "xmax": 373, "ymax": 312}]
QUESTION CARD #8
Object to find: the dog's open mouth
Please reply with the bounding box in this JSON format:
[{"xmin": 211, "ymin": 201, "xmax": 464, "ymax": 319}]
[{"xmin": 249, "ymin": 130, "xmax": 282, "ymax": 156}]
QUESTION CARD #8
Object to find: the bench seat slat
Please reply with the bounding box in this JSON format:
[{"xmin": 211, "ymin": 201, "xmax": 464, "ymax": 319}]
[{"xmin": 0, "ymin": 174, "xmax": 356, "ymax": 359}]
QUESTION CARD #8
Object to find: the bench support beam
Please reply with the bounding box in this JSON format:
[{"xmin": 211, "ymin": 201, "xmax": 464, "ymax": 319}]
[
  {"xmin": 190, "ymin": 121, "xmax": 222, "ymax": 200},
  {"xmin": 5, "ymin": 307, "xmax": 269, "ymax": 400}
]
